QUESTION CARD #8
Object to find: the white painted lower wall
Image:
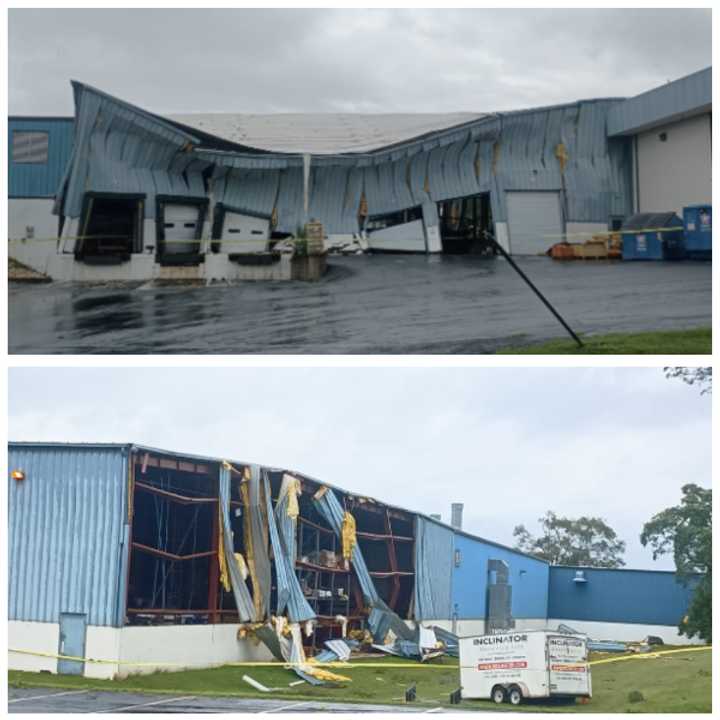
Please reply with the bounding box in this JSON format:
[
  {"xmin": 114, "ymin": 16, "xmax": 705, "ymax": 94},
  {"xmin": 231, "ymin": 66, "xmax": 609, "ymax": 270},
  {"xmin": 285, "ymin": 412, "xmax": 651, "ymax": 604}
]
[
  {"xmin": 366, "ymin": 219, "xmax": 427, "ymax": 252},
  {"xmin": 494, "ymin": 222, "xmax": 510, "ymax": 253},
  {"xmin": 9, "ymin": 621, "xmax": 275, "ymax": 680},
  {"xmin": 547, "ymin": 618, "xmax": 704, "ymax": 646},
  {"xmin": 8, "ymin": 620, "xmax": 60, "ymax": 674}
]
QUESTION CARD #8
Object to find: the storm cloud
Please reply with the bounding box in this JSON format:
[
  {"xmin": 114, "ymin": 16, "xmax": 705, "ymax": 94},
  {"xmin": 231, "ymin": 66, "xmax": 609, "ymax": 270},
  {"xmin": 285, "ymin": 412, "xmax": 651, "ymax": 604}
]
[
  {"xmin": 9, "ymin": 8, "xmax": 712, "ymax": 115},
  {"xmin": 8, "ymin": 366, "xmax": 711, "ymax": 570}
]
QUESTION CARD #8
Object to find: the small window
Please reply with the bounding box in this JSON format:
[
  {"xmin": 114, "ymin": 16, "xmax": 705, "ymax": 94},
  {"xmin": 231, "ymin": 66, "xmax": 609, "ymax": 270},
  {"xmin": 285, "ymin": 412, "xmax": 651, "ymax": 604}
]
[{"xmin": 12, "ymin": 131, "xmax": 49, "ymax": 164}]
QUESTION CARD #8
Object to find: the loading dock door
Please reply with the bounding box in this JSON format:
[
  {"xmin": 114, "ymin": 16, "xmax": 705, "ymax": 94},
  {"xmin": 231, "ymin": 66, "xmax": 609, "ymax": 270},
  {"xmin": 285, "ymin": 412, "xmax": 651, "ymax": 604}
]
[
  {"xmin": 506, "ymin": 191, "xmax": 563, "ymax": 255},
  {"xmin": 221, "ymin": 211, "xmax": 270, "ymax": 253},
  {"xmin": 162, "ymin": 204, "xmax": 202, "ymax": 256},
  {"xmin": 57, "ymin": 613, "xmax": 87, "ymax": 675}
]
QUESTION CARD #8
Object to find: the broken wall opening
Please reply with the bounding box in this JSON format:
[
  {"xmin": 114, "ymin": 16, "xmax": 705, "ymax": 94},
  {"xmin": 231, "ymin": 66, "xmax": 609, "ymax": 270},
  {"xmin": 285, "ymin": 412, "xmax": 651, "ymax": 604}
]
[
  {"xmin": 124, "ymin": 452, "xmax": 420, "ymax": 655},
  {"xmin": 438, "ymin": 192, "xmax": 494, "ymax": 254},
  {"xmin": 76, "ymin": 193, "xmax": 144, "ymax": 263},
  {"xmin": 126, "ymin": 452, "xmax": 226, "ymax": 625}
]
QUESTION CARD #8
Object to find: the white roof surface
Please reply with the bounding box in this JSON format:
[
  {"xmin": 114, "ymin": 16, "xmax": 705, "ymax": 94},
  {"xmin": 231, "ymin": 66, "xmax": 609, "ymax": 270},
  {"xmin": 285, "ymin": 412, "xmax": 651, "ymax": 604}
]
[{"xmin": 168, "ymin": 112, "xmax": 486, "ymax": 154}]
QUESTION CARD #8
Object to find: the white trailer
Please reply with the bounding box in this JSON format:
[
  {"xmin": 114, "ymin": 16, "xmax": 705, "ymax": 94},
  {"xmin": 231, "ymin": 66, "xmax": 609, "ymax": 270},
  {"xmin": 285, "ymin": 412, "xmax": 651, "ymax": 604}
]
[{"xmin": 459, "ymin": 630, "xmax": 592, "ymax": 706}]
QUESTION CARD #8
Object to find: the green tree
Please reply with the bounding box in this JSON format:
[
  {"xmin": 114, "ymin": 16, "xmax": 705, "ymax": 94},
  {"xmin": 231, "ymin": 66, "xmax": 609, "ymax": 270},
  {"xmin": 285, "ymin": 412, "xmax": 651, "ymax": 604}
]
[
  {"xmin": 665, "ymin": 367, "xmax": 712, "ymax": 394},
  {"xmin": 640, "ymin": 484, "xmax": 712, "ymax": 642},
  {"xmin": 513, "ymin": 511, "xmax": 626, "ymax": 567}
]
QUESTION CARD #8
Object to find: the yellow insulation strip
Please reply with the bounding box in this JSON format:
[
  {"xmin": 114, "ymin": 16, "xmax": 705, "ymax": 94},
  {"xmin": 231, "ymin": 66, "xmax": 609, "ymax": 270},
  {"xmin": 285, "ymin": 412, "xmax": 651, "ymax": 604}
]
[
  {"xmin": 284, "ymin": 476, "xmax": 301, "ymax": 519},
  {"xmin": 341, "ymin": 512, "xmax": 357, "ymax": 560},
  {"xmin": 218, "ymin": 504, "xmax": 231, "ymax": 593},
  {"xmin": 240, "ymin": 482, "xmax": 262, "ymax": 617}
]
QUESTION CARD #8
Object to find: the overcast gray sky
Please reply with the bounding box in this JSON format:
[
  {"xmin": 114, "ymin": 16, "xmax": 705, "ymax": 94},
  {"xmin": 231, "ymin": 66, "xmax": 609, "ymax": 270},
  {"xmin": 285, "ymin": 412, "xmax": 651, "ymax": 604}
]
[
  {"xmin": 8, "ymin": 8, "xmax": 712, "ymax": 115},
  {"xmin": 8, "ymin": 367, "xmax": 710, "ymax": 570}
]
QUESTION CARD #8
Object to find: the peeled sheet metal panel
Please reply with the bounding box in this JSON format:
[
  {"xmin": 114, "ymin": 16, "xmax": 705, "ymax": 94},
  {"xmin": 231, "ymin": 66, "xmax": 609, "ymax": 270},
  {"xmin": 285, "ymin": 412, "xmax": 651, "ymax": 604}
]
[
  {"xmin": 311, "ymin": 487, "xmax": 414, "ymax": 643},
  {"xmin": 261, "ymin": 471, "xmax": 315, "ymax": 622},
  {"xmin": 220, "ymin": 211, "xmax": 269, "ymax": 253},
  {"xmin": 506, "ymin": 191, "xmax": 563, "ymax": 255},
  {"xmin": 245, "ymin": 465, "xmax": 272, "ymax": 621},
  {"xmin": 8, "ymin": 444, "xmax": 129, "ymax": 627},
  {"xmin": 366, "ymin": 219, "xmax": 426, "ymax": 252},
  {"xmin": 218, "ymin": 466, "xmax": 255, "ymax": 621},
  {"xmin": 414, "ymin": 517, "xmax": 453, "ymax": 620}
]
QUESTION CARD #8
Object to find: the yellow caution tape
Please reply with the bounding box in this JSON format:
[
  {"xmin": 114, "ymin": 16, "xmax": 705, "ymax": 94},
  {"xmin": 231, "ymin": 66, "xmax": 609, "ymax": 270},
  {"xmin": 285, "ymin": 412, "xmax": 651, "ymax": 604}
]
[
  {"xmin": 10, "ymin": 644, "xmax": 709, "ymax": 670},
  {"xmin": 9, "ymin": 236, "xmax": 296, "ymax": 247},
  {"xmin": 589, "ymin": 645, "xmax": 711, "ymax": 666},
  {"xmin": 8, "ymin": 647, "xmax": 449, "ymax": 669},
  {"xmin": 543, "ymin": 226, "xmax": 685, "ymax": 240}
]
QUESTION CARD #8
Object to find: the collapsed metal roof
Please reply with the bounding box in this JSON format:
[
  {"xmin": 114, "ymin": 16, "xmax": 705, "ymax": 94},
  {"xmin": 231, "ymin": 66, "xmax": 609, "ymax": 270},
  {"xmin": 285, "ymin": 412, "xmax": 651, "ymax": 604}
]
[{"xmin": 167, "ymin": 112, "xmax": 487, "ymax": 154}]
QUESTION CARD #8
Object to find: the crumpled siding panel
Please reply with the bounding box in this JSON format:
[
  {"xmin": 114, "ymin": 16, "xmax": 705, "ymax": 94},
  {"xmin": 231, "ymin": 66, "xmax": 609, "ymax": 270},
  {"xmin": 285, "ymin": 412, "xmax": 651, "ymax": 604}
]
[
  {"xmin": 8, "ymin": 445, "xmax": 128, "ymax": 627},
  {"xmin": 218, "ymin": 466, "xmax": 255, "ymax": 621},
  {"xmin": 414, "ymin": 517, "xmax": 454, "ymax": 620},
  {"xmin": 275, "ymin": 167, "xmax": 305, "ymax": 233},
  {"xmin": 262, "ymin": 472, "xmax": 315, "ymax": 622},
  {"xmin": 219, "ymin": 168, "xmax": 280, "ymax": 217},
  {"xmin": 63, "ymin": 86, "xmax": 205, "ymax": 220},
  {"xmin": 308, "ymin": 165, "xmax": 362, "ymax": 234}
]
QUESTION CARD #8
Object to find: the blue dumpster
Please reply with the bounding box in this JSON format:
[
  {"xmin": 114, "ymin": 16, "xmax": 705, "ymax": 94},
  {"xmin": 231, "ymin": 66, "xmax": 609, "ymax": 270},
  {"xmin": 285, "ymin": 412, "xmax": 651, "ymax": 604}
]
[
  {"xmin": 621, "ymin": 212, "xmax": 685, "ymax": 261},
  {"xmin": 683, "ymin": 205, "xmax": 712, "ymax": 260}
]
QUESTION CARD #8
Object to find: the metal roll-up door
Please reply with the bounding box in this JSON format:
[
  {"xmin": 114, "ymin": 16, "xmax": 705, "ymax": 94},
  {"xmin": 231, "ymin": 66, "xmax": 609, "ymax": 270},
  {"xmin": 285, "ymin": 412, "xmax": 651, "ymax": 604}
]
[
  {"xmin": 506, "ymin": 191, "xmax": 563, "ymax": 255},
  {"xmin": 162, "ymin": 204, "xmax": 202, "ymax": 255},
  {"xmin": 221, "ymin": 211, "xmax": 270, "ymax": 253}
]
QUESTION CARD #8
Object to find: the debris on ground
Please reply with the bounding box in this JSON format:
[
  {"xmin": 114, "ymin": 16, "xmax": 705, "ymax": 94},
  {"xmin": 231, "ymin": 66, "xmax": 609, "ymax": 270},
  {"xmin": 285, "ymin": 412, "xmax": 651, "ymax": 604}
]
[{"xmin": 8, "ymin": 258, "xmax": 51, "ymax": 283}]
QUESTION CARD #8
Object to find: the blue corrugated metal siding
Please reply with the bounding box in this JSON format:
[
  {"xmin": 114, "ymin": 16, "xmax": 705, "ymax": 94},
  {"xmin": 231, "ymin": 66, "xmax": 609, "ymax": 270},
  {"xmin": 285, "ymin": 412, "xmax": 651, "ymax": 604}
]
[
  {"xmin": 8, "ymin": 118, "xmax": 75, "ymax": 198},
  {"xmin": 548, "ymin": 566, "xmax": 699, "ymax": 626},
  {"xmin": 452, "ymin": 533, "xmax": 549, "ymax": 620},
  {"xmin": 8, "ymin": 444, "xmax": 129, "ymax": 627},
  {"xmin": 608, "ymin": 67, "xmax": 711, "ymax": 136}
]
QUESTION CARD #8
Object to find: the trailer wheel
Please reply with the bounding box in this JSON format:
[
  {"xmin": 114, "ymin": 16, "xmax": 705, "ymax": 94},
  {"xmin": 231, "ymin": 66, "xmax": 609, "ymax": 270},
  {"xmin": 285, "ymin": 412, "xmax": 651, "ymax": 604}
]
[
  {"xmin": 491, "ymin": 686, "xmax": 506, "ymax": 704},
  {"xmin": 508, "ymin": 686, "xmax": 523, "ymax": 706}
]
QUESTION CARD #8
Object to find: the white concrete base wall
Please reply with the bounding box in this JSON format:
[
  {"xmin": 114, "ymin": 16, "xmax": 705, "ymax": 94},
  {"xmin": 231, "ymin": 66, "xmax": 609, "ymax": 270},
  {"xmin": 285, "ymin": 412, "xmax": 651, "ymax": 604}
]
[
  {"xmin": 494, "ymin": 222, "xmax": 510, "ymax": 253},
  {"xmin": 8, "ymin": 620, "xmax": 60, "ymax": 674},
  {"xmin": 8, "ymin": 200, "xmax": 62, "ymax": 274},
  {"xmin": 117, "ymin": 624, "xmax": 273, "ymax": 678},
  {"xmin": 9, "ymin": 199, "xmax": 58, "ymax": 242},
  {"xmin": 9, "ymin": 621, "xmax": 275, "ymax": 680},
  {"xmin": 367, "ymin": 219, "xmax": 427, "ymax": 252},
  {"xmin": 547, "ymin": 618, "xmax": 704, "ymax": 645}
]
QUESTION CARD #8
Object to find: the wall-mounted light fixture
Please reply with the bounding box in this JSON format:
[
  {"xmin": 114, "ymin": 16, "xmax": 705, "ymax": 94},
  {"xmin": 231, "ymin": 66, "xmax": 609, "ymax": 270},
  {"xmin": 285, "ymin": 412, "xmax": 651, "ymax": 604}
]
[
  {"xmin": 454, "ymin": 549, "xmax": 462, "ymax": 567},
  {"xmin": 11, "ymin": 470, "xmax": 25, "ymax": 482}
]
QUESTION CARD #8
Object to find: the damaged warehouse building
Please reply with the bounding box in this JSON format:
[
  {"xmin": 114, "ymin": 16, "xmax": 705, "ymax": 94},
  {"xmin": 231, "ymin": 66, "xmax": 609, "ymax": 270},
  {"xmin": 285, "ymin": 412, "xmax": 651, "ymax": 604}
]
[
  {"xmin": 8, "ymin": 442, "xmax": 702, "ymax": 680},
  {"xmin": 9, "ymin": 67, "xmax": 710, "ymax": 283}
]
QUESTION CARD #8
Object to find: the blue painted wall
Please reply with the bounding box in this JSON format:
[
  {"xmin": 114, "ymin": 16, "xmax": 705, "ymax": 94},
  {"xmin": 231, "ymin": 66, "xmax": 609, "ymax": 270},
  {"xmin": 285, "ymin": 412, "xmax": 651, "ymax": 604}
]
[
  {"xmin": 451, "ymin": 533, "xmax": 549, "ymax": 620},
  {"xmin": 548, "ymin": 566, "xmax": 698, "ymax": 626},
  {"xmin": 8, "ymin": 443, "xmax": 130, "ymax": 627},
  {"xmin": 8, "ymin": 117, "xmax": 74, "ymax": 198}
]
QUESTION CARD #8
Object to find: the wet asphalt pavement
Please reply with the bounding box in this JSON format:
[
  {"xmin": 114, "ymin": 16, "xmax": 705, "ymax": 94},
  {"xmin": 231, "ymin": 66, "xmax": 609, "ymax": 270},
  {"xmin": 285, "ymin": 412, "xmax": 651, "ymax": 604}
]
[
  {"xmin": 8, "ymin": 255, "xmax": 712, "ymax": 354},
  {"xmin": 8, "ymin": 686, "xmax": 452, "ymax": 713}
]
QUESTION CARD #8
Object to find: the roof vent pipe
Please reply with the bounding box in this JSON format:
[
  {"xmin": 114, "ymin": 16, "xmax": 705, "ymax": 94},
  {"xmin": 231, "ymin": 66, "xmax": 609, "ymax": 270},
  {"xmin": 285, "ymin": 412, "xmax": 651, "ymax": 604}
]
[
  {"xmin": 451, "ymin": 503, "xmax": 464, "ymax": 530},
  {"xmin": 430, "ymin": 513, "xmax": 442, "ymax": 521}
]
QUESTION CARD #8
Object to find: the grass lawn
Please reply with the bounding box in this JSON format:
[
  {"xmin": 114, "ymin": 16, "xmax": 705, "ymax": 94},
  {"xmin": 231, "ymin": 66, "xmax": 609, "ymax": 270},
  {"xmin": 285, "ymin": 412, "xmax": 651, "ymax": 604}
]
[
  {"xmin": 8, "ymin": 648, "xmax": 711, "ymax": 712},
  {"xmin": 500, "ymin": 327, "xmax": 711, "ymax": 354}
]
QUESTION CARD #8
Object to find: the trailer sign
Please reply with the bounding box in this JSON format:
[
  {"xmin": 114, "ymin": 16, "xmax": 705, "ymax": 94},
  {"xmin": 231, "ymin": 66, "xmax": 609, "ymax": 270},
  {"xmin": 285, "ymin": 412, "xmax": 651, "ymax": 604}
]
[{"xmin": 459, "ymin": 630, "xmax": 591, "ymax": 705}]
